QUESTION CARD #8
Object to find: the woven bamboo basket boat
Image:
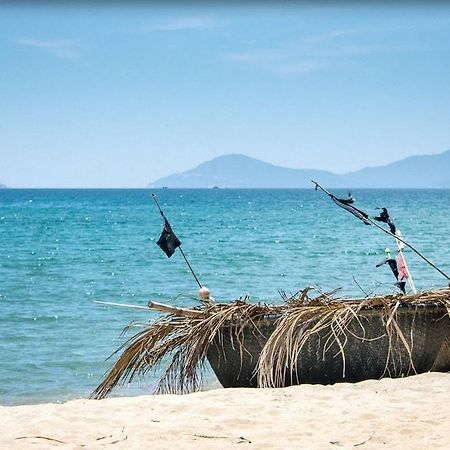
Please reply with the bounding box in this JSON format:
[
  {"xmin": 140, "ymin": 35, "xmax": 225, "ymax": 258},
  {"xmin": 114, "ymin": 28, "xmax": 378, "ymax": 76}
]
[
  {"xmin": 91, "ymin": 289, "xmax": 450, "ymax": 399},
  {"xmin": 432, "ymin": 334, "xmax": 450, "ymax": 372},
  {"xmin": 207, "ymin": 303, "xmax": 450, "ymax": 388}
]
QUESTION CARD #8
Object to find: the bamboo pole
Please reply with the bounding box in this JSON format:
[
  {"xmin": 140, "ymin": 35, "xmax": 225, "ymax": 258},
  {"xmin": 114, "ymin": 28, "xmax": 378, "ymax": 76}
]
[
  {"xmin": 394, "ymin": 235, "xmax": 417, "ymax": 294},
  {"xmin": 94, "ymin": 300, "xmax": 208, "ymax": 319},
  {"xmin": 152, "ymin": 193, "xmax": 203, "ymax": 289},
  {"xmin": 148, "ymin": 301, "xmax": 207, "ymax": 318},
  {"xmin": 93, "ymin": 300, "xmax": 152, "ymax": 310}
]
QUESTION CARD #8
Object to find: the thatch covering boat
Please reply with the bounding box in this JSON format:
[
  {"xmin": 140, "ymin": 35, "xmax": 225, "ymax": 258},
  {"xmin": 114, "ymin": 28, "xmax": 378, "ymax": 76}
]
[
  {"xmin": 208, "ymin": 294, "xmax": 450, "ymax": 388},
  {"xmin": 92, "ymin": 288, "xmax": 450, "ymax": 399}
]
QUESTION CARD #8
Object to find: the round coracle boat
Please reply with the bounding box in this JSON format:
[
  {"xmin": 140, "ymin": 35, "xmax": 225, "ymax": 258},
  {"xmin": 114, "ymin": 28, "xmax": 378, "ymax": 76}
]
[
  {"xmin": 207, "ymin": 303, "xmax": 450, "ymax": 388},
  {"xmin": 91, "ymin": 288, "xmax": 450, "ymax": 399},
  {"xmin": 432, "ymin": 334, "xmax": 450, "ymax": 372}
]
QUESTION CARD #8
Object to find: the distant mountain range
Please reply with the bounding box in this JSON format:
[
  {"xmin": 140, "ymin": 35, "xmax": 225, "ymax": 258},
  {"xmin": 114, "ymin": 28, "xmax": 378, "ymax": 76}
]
[
  {"xmin": 0, "ymin": 183, "xmax": 6, "ymax": 189},
  {"xmin": 149, "ymin": 150, "xmax": 450, "ymax": 188}
]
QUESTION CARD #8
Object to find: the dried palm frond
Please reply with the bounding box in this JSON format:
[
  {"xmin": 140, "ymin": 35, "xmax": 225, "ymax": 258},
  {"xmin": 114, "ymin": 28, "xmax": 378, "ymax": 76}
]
[
  {"xmin": 91, "ymin": 300, "xmax": 278, "ymax": 399},
  {"xmin": 257, "ymin": 288, "xmax": 450, "ymax": 388},
  {"xmin": 92, "ymin": 287, "xmax": 450, "ymax": 399},
  {"xmin": 257, "ymin": 303, "xmax": 359, "ymax": 387}
]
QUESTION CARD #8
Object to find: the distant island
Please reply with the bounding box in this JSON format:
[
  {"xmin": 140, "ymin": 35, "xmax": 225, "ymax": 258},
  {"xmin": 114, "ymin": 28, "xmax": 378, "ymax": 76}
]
[
  {"xmin": 149, "ymin": 150, "xmax": 450, "ymax": 189},
  {"xmin": 0, "ymin": 183, "xmax": 6, "ymax": 189}
]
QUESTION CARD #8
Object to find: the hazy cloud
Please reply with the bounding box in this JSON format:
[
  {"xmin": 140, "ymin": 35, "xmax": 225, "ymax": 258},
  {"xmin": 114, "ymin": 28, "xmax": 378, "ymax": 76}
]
[
  {"xmin": 225, "ymin": 47, "xmax": 326, "ymax": 76},
  {"xmin": 224, "ymin": 27, "xmax": 412, "ymax": 76},
  {"xmin": 300, "ymin": 28, "xmax": 360, "ymax": 44},
  {"xmin": 15, "ymin": 38, "xmax": 82, "ymax": 60},
  {"xmin": 150, "ymin": 16, "xmax": 221, "ymax": 32}
]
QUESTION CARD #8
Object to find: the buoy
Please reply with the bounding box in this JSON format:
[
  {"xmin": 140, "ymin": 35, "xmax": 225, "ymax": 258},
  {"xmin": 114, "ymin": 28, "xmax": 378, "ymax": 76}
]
[{"xmin": 198, "ymin": 286, "xmax": 211, "ymax": 300}]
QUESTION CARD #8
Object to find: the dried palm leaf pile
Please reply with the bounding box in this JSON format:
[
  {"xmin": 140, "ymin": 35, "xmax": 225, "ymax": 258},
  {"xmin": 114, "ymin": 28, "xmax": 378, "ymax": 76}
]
[{"xmin": 91, "ymin": 288, "xmax": 450, "ymax": 400}]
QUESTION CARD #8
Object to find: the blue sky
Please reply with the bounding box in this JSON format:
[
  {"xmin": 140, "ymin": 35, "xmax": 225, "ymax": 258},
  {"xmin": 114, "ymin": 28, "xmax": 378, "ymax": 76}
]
[{"xmin": 1, "ymin": 3, "xmax": 450, "ymax": 187}]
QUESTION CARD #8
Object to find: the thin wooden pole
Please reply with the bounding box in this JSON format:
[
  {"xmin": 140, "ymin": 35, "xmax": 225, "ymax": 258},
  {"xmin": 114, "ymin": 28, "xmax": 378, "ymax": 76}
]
[
  {"xmin": 365, "ymin": 216, "xmax": 450, "ymax": 283},
  {"xmin": 148, "ymin": 301, "xmax": 207, "ymax": 318},
  {"xmin": 93, "ymin": 300, "xmax": 151, "ymax": 310},
  {"xmin": 152, "ymin": 193, "xmax": 203, "ymax": 289},
  {"xmin": 393, "ymin": 234, "xmax": 417, "ymax": 294},
  {"xmin": 178, "ymin": 247, "xmax": 202, "ymax": 288},
  {"xmin": 93, "ymin": 300, "xmax": 208, "ymax": 319}
]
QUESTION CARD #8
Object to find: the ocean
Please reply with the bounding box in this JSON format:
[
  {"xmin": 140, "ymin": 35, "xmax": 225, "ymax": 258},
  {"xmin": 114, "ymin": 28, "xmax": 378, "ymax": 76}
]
[{"xmin": 1, "ymin": 188, "xmax": 449, "ymax": 406}]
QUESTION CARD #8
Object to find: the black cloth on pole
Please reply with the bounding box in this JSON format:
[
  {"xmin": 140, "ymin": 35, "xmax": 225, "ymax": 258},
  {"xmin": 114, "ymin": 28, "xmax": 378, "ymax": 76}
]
[
  {"xmin": 386, "ymin": 258, "xmax": 400, "ymax": 280},
  {"xmin": 157, "ymin": 218, "xmax": 181, "ymax": 258},
  {"xmin": 331, "ymin": 196, "xmax": 371, "ymax": 225},
  {"xmin": 374, "ymin": 207, "xmax": 396, "ymax": 234}
]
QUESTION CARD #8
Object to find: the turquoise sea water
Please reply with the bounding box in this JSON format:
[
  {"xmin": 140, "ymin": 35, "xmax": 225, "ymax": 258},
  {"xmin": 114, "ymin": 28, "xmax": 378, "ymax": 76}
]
[{"xmin": 1, "ymin": 188, "xmax": 449, "ymax": 406}]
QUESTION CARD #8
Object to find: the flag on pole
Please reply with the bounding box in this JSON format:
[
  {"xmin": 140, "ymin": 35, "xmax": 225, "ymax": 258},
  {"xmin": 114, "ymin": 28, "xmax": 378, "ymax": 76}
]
[
  {"xmin": 312, "ymin": 180, "xmax": 371, "ymax": 225},
  {"xmin": 157, "ymin": 218, "xmax": 181, "ymax": 258},
  {"xmin": 396, "ymin": 252, "xmax": 409, "ymax": 281},
  {"xmin": 374, "ymin": 207, "xmax": 397, "ymax": 233},
  {"xmin": 330, "ymin": 196, "xmax": 371, "ymax": 225}
]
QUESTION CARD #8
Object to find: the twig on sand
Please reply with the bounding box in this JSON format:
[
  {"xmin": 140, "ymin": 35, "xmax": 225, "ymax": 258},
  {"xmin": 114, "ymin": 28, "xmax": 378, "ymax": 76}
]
[
  {"xmin": 15, "ymin": 435, "xmax": 65, "ymax": 444},
  {"xmin": 194, "ymin": 434, "xmax": 229, "ymax": 439},
  {"xmin": 353, "ymin": 432, "xmax": 375, "ymax": 447},
  {"xmin": 193, "ymin": 434, "xmax": 252, "ymax": 444}
]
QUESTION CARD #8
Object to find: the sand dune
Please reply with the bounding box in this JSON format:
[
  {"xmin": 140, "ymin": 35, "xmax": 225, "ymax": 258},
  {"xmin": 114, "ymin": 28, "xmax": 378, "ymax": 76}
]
[{"xmin": 1, "ymin": 372, "xmax": 449, "ymax": 449}]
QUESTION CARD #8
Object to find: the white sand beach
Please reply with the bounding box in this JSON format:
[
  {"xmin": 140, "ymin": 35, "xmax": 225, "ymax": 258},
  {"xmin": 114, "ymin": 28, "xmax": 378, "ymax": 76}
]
[{"xmin": 1, "ymin": 372, "xmax": 449, "ymax": 449}]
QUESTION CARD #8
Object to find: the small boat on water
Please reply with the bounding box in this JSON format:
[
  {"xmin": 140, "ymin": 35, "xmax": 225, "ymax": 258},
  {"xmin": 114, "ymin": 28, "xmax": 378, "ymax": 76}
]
[{"xmin": 92, "ymin": 184, "xmax": 450, "ymax": 399}]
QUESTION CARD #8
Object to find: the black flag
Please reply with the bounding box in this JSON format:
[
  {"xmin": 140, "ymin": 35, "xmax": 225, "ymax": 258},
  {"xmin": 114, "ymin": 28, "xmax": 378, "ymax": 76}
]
[
  {"xmin": 330, "ymin": 196, "xmax": 371, "ymax": 225},
  {"xmin": 374, "ymin": 207, "xmax": 396, "ymax": 234},
  {"xmin": 157, "ymin": 218, "xmax": 181, "ymax": 258},
  {"xmin": 313, "ymin": 180, "xmax": 371, "ymax": 225}
]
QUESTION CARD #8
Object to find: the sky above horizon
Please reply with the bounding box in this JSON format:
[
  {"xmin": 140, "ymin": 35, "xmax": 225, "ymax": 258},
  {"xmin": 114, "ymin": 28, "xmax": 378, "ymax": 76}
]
[{"xmin": 1, "ymin": 3, "xmax": 450, "ymax": 187}]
